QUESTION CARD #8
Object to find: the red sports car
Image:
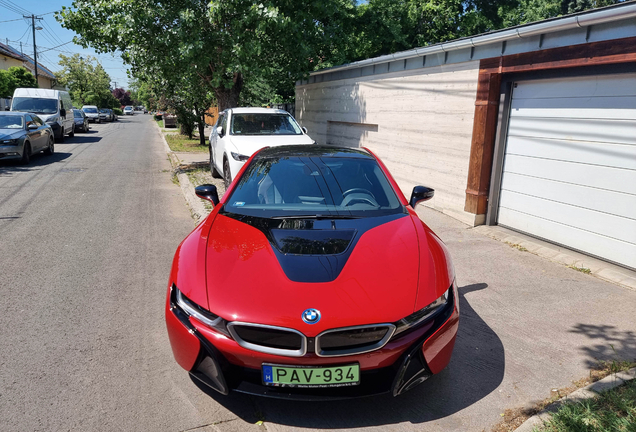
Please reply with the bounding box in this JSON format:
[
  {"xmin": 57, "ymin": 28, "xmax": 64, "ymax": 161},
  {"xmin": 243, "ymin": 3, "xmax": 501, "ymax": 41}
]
[{"xmin": 165, "ymin": 146, "xmax": 459, "ymax": 399}]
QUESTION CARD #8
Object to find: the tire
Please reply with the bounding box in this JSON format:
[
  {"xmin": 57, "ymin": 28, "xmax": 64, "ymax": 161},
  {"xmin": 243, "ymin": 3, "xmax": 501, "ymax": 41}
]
[
  {"xmin": 223, "ymin": 157, "xmax": 231, "ymax": 190},
  {"xmin": 44, "ymin": 136, "xmax": 54, "ymax": 155},
  {"xmin": 20, "ymin": 142, "xmax": 31, "ymax": 165},
  {"xmin": 69, "ymin": 125, "xmax": 75, "ymax": 137},
  {"xmin": 56, "ymin": 128, "xmax": 64, "ymax": 143},
  {"xmin": 210, "ymin": 149, "xmax": 222, "ymax": 178}
]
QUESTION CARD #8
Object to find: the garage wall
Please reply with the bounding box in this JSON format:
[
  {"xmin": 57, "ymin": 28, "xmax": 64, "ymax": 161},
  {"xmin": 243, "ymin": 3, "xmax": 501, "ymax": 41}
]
[{"xmin": 296, "ymin": 61, "xmax": 480, "ymax": 225}]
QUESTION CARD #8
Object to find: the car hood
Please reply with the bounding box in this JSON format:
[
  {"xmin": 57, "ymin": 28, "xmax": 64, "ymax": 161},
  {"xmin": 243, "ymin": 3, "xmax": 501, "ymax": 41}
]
[
  {"xmin": 204, "ymin": 212, "xmax": 424, "ymax": 336},
  {"xmin": 0, "ymin": 129, "xmax": 24, "ymax": 140},
  {"xmin": 228, "ymin": 135, "xmax": 314, "ymax": 156}
]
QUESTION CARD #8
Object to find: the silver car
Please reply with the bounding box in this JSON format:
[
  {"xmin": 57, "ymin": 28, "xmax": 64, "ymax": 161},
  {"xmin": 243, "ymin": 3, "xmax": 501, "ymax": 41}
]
[{"xmin": 0, "ymin": 111, "xmax": 54, "ymax": 164}]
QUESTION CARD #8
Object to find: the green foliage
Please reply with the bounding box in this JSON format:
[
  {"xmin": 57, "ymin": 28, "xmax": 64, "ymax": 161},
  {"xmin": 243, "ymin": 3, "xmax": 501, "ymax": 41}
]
[
  {"xmin": 1, "ymin": 67, "xmax": 37, "ymax": 97},
  {"xmin": 57, "ymin": 0, "xmax": 355, "ymax": 111},
  {"xmin": 57, "ymin": 54, "xmax": 115, "ymax": 107},
  {"xmin": 113, "ymin": 107, "xmax": 123, "ymax": 115},
  {"xmin": 0, "ymin": 70, "xmax": 16, "ymax": 98}
]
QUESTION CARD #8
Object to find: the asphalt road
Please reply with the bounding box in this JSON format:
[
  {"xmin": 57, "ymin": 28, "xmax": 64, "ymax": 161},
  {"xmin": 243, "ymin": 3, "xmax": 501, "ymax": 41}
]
[{"xmin": 1, "ymin": 115, "xmax": 635, "ymax": 432}]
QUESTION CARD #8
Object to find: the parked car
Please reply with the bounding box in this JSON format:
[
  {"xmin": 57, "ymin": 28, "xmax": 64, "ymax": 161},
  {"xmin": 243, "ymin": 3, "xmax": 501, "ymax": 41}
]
[
  {"xmin": 166, "ymin": 145, "xmax": 458, "ymax": 399},
  {"xmin": 82, "ymin": 105, "xmax": 101, "ymax": 123},
  {"xmin": 123, "ymin": 106, "xmax": 134, "ymax": 115},
  {"xmin": 0, "ymin": 111, "xmax": 54, "ymax": 164},
  {"xmin": 72, "ymin": 109, "xmax": 89, "ymax": 132},
  {"xmin": 99, "ymin": 108, "xmax": 114, "ymax": 122},
  {"xmin": 209, "ymin": 108, "xmax": 315, "ymax": 188},
  {"xmin": 10, "ymin": 88, "xmax": 74, "ymax": 142}
]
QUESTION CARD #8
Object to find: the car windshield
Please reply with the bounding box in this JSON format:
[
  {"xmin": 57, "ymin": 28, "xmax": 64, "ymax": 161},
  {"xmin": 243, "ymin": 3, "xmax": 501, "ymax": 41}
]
[
  {"xmin": 73, "ymin": 111, "xmax": 83, "ymax": 118},
  {"xmin": 0, "ymin": 115, "xmax": 24, "ymax": 129},
  {"xmin": 225, "ymin": 152, "xmax": 403, "ymax": 218},
  {"xmin": 12, "ymin": 97, "xmax": 57, "ymax": 114},
  {"xmin": 83, "ymin": 108, "xmax": 98, "ymax": 113},
  {"xmin": 100, "ymin": 109, "xmax": 108, "ymax": 113},
  {"xmin": 230, "ymin": 113, "xmax": 302, "ymax": 136}
]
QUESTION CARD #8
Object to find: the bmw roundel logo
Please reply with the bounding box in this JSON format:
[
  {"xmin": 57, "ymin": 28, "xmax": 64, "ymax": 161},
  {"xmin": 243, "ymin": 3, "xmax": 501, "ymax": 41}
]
[{"xmin": 302, "ymin": 308, "xmax": 321, "ymax": 324}]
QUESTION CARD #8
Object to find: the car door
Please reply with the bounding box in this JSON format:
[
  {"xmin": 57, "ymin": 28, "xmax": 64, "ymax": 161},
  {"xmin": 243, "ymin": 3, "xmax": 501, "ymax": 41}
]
[
  {"xmin": 211, "ymin": 112, "xmax": 227, "ymax": 173},
  {"xmin": 24, "ymin": 115, "xmax": 41, "ymax": 150},
  {"xmin": 31, "ymin": 115, "xmax": 48, "ymax": 150}
]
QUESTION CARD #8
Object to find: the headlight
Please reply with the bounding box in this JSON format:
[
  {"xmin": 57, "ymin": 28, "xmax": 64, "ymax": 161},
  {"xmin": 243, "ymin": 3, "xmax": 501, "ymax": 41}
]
[
  {"xmin": 0, "ymin": 139, "xmax": 19, "ymax": 145},
  {"xmin": 231, "ymin": 151, "xmax": 250, "ymax": 162},
  {"xmin": 173, "ymin": 286, "xmax": 231, "ymax": 338},
  {"xmin": 393, "ymin": 288, "xmax": 450, "ymax": 337}
]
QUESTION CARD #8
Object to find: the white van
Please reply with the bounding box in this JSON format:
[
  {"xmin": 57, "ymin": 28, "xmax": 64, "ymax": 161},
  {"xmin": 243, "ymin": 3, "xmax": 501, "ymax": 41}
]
[{"xmin": 11, "ymin": 88, "xmax": 75, "ymax": 142}]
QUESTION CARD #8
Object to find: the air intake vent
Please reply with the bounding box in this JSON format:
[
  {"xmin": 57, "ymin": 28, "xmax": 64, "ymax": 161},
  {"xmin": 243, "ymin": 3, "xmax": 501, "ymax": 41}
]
[
  {"xmin": 227, "ymin": 322, "xmax": 307, "ymax": 357},
  {"xmin": 316, "ymin": 324, "xmax": 396, "ymax": 357}
]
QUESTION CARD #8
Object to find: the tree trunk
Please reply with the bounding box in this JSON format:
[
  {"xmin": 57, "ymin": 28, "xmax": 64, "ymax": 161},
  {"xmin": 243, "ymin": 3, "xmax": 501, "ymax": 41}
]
[{"xmin": 215, "ymin": 72, "xmax": 243, "ymax": 111}]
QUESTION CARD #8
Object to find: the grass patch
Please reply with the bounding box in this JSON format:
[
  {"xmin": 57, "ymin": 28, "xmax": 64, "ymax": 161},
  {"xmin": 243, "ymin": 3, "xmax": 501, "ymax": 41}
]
[
  {"xmin": 155, "ymin": 118, "xmax": 164, "ymax": 128},
  {"xmin": 506, "ymin": 241, "xmax": 528, "ymax": 252},
  {"xmin": 537, "ymin": 379, "xmax": 636, "ymax": 432},
  {"xmin": 568, "ymin": 264, "xmax": 592, "ymax": 274},
  {"xmin": 492, "ymin": 359, "xmax": 636, "ymax": 432},
  {"xmin": 164, "ymin": 134, "xmax": 208, "ymax": 153}
]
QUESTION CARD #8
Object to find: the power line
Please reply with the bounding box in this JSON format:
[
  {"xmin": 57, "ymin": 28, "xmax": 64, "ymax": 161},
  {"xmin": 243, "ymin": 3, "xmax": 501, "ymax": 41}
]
[
  {"xmin": 0, "ymin": 16, "xmax": 24, "ymax": 23},
  {"xmin": 0, "ymin": 0, "xmax": 30, "ymax": 15}
]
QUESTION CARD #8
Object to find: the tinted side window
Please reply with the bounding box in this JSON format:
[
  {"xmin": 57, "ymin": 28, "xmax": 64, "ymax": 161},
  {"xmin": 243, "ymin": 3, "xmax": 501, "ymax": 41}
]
[{"xmin": 32, "ymin": 115, "xmax": 43, "ymax": 126}]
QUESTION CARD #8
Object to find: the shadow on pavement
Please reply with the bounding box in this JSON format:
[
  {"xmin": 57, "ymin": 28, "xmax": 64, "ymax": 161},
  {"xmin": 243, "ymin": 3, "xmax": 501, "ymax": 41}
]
[
  {"xmin": 65, "ymin": 135, "xmax": 103, "ymax": 144},
  {"xmin": 570, "ymin": 324, "xmax": 636, "ymax": 366},
  {"xmin": 0, "ymin": 152, "xmax": 72, "ymax": 175},
  {"xmin": 194, "ymin": 283, "xmax": 505, "ymax": 428}
]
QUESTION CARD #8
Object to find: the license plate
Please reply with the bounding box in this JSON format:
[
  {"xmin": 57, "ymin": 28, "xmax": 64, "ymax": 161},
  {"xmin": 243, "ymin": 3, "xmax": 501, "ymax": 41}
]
[{"xmin": 262, "ymin": 363, "xmax": 360, "ymax": 388}]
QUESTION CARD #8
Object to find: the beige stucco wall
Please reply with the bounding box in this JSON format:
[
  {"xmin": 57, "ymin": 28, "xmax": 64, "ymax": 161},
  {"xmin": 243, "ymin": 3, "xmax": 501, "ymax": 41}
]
[
  {"xmin": 0, "ymin": 55, "xmax": 24, "ymax": 71},
  {"xmin": 296, "ymin": 61, "xmax": 481, "ymax": 226}
]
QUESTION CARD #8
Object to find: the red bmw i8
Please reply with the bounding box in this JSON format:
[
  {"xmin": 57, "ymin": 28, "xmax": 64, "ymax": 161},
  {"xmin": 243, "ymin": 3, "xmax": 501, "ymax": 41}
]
[{"xmin": 165, "ymin": 145, "xmax": 459, "ymax": 399}]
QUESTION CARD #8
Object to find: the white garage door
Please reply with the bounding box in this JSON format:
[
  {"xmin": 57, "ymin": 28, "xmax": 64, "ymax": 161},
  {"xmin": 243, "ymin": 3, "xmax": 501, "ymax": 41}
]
[{"xmin": 498, "ymin": 73, "xmax": 636, "ymax": 269}]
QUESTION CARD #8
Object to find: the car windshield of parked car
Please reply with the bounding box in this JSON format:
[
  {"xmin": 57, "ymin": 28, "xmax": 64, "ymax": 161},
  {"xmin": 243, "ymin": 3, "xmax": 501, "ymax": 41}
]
[
  {"xmin": 73, "ymin": 111, "xmax": 84, "ymax": 118},
  {"xmin": 100, "ymin": 109, "xmax": 108, "ymax": 113},
  {"xmin": 230, "ymin": 114, "xmax": 302, "ymax": 136},
  {"xmin": 225, "ymin": 153, "xmax": 403, "ymax": 218},
  {"xmin": 83, "ymin": 108, "xmax": 98, "ymax": 113},
  {"xmin": 0, "ymin": 115, "xmax": 24, "ymax": 129},
  {"xmin": 12, "ymin": 97, "xmax": 58, "ymax": 115}
]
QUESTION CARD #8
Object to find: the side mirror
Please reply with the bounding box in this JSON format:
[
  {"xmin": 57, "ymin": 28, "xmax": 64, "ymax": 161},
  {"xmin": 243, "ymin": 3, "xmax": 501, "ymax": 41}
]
[
  {"xmin": 409, "ymin": 186, "xmax": 434, "ymax": 208},
  {"xmin": 60, "ymin": 108, "xmax": 66, "ymax": 117},
  {"xmin": 27, "ymin": 123, "xmax": 38, "ymax": 130},
  {"xmin": 195, "ymin": 184, "xmax": 220, "ymax": 206},
  {"xmin": 301, "ymin": 127, "xmax": 308, "ymax": 134},
  {"xmin": 216, "ymin": 126, "xmax": 223, "ymax": 136}
]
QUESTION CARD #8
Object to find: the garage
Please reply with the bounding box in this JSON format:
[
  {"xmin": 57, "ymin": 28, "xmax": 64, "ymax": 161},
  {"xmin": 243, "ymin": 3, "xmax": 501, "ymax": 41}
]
[{"xmin": 497, "ymin": 73, "xmax": 636, "ymax": 269}]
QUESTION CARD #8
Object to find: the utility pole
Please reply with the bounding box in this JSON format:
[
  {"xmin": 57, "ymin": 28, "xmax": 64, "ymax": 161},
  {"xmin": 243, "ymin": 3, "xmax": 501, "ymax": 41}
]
[{"xmin": 24, "ymin": 14, "xmax": 42, "ymax": 86}]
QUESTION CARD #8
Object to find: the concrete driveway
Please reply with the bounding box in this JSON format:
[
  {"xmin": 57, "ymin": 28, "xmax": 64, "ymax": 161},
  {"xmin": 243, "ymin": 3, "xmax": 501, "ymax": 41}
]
[{"xmin": 193, "ymin": 207, "xmax": 636, "ymax": 432}]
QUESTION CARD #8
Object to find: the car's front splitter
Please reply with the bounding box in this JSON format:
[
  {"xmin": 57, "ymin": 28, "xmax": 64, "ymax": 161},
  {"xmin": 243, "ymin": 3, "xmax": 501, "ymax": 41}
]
[{"xmin": 166, "ymin": 283, "xmax": 458, "ymax": 400}]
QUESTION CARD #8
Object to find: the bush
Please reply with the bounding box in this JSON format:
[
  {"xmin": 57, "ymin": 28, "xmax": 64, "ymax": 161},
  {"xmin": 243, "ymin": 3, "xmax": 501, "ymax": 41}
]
[
  {"xmin": 113, "ymin": 108, "xmax": 123, "ymax": 115},
  {"xmin": 154, "ymin": 113, "xmax": 163, "ymax": 120}
]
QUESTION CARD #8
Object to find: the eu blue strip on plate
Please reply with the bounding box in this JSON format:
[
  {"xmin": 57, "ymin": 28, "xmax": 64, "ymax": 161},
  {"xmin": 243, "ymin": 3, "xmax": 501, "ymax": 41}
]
[{"xmin": 262, "ymin": 365, "xmax": 273, "ymax": 383}]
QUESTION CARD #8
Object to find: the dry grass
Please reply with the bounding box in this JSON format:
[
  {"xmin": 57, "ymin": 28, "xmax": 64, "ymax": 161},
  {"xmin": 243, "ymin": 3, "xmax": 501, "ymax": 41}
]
[
  {"xmin": 568, "ymin": 265, "xmax": 592, "ymax": 274},
  {"xmin": 506, "ymin": 242, "xmax": 529, "ymax": 252}
]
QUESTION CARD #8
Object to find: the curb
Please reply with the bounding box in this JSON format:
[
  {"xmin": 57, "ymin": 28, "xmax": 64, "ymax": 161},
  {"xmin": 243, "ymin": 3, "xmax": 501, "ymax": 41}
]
[
  {"xmin": 155, "ymin": 123, "xmax": 208, "ymax": 224},
  {"xmin": 513, "ymin": 367, "xmax": 636, "ymax": 432}
]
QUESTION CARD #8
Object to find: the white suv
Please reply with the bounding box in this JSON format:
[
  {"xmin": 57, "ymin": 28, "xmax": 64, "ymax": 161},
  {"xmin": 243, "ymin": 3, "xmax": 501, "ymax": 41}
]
[{"xmin": 209, "ymin": 108, "xmax": 315, "ymax": 188}]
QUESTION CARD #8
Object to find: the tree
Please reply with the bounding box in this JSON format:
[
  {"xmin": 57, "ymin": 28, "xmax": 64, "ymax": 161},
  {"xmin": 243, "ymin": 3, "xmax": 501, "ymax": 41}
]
[
  {"xmin": 0, "ymin": 70, "xmax": 16, "ymax": 98},
  {"xmin": 57, "ymin": 0, "xmax": 355, "ymax": 111},
  {"xmin": 112, "ymin": 88, "xmax": 132, "ymax": 106},
  {"xmin": 57, "ymin": 54, "xmax": 114, "ymax": 107}
]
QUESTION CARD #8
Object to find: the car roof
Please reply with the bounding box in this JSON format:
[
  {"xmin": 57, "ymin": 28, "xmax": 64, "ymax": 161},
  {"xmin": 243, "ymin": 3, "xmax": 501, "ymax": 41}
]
[
  {"xmin": 254, "ymin": 145, "xmax": 373, "ymax": 160},
  {"xmin": 228, "ymin": 107, "xmax": 290, "ymax": 115}
]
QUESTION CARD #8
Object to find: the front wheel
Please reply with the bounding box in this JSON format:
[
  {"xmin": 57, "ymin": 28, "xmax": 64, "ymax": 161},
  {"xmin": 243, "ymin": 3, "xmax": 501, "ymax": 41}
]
[
  {"xmin": 44, "ymin": 136, "xmax": 54, "ymax": 155},
  {"xmin": 210, "ymin": 148, "xmax": 222, "ymax": 179},
  {"xmin": 56, "ymin": 128, "xmax": 64, "ymax": 143},
  {"xmin": 20, "ymin": 142, "xmax": 31, "ymax": 165},
  {"xmin": 69, "ymin": 125, "xmax": 75, "ymax": 137},
  {"xmin": 223, "ymin": 158, "xmax": 231, "ymax": 190}
]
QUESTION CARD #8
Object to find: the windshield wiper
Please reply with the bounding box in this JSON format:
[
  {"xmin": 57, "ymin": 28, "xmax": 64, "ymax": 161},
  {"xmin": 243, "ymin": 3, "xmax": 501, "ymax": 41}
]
[{"xmin": 271, "ymin": 214, "xmax": 360, "ymax": 220}]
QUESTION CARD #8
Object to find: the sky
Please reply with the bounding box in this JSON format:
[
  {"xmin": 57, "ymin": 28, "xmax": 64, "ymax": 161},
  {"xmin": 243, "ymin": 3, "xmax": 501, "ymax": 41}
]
[{"xmin": 0, "ymin": 0, "xmax": 131, "ymax": 89}]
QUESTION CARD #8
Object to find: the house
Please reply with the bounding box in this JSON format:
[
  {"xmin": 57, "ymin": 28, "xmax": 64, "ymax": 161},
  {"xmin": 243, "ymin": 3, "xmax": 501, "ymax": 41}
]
[
  {"xmin": 0, "ymin": 41, "xmax": 60, "ymax": 89},
  {"xmin": 295, "ymin": 3, "xmax": 636, "ymax": 270}
]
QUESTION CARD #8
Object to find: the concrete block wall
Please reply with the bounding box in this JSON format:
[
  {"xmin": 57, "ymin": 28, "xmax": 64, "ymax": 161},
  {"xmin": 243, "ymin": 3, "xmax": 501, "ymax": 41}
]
[{"xmin": 296, "ymin": 61, "xmax": 481, "ymax": 226}]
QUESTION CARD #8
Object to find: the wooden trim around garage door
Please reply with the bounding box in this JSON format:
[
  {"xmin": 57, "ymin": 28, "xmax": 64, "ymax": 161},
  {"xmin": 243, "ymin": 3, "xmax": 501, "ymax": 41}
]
[{"xmin": 464, "ymin": 36, "xmax": 636, "ymax": 216}]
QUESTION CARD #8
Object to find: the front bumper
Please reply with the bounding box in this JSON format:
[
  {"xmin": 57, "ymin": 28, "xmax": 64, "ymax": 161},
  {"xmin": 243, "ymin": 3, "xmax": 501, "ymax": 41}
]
[
  {"xmin": 0, "ymin": 144, "xmax": 24, "ymax": 160},
  {"xmin": 166, "ymin": 283, "xmax": 459, "ymax": 400}
]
